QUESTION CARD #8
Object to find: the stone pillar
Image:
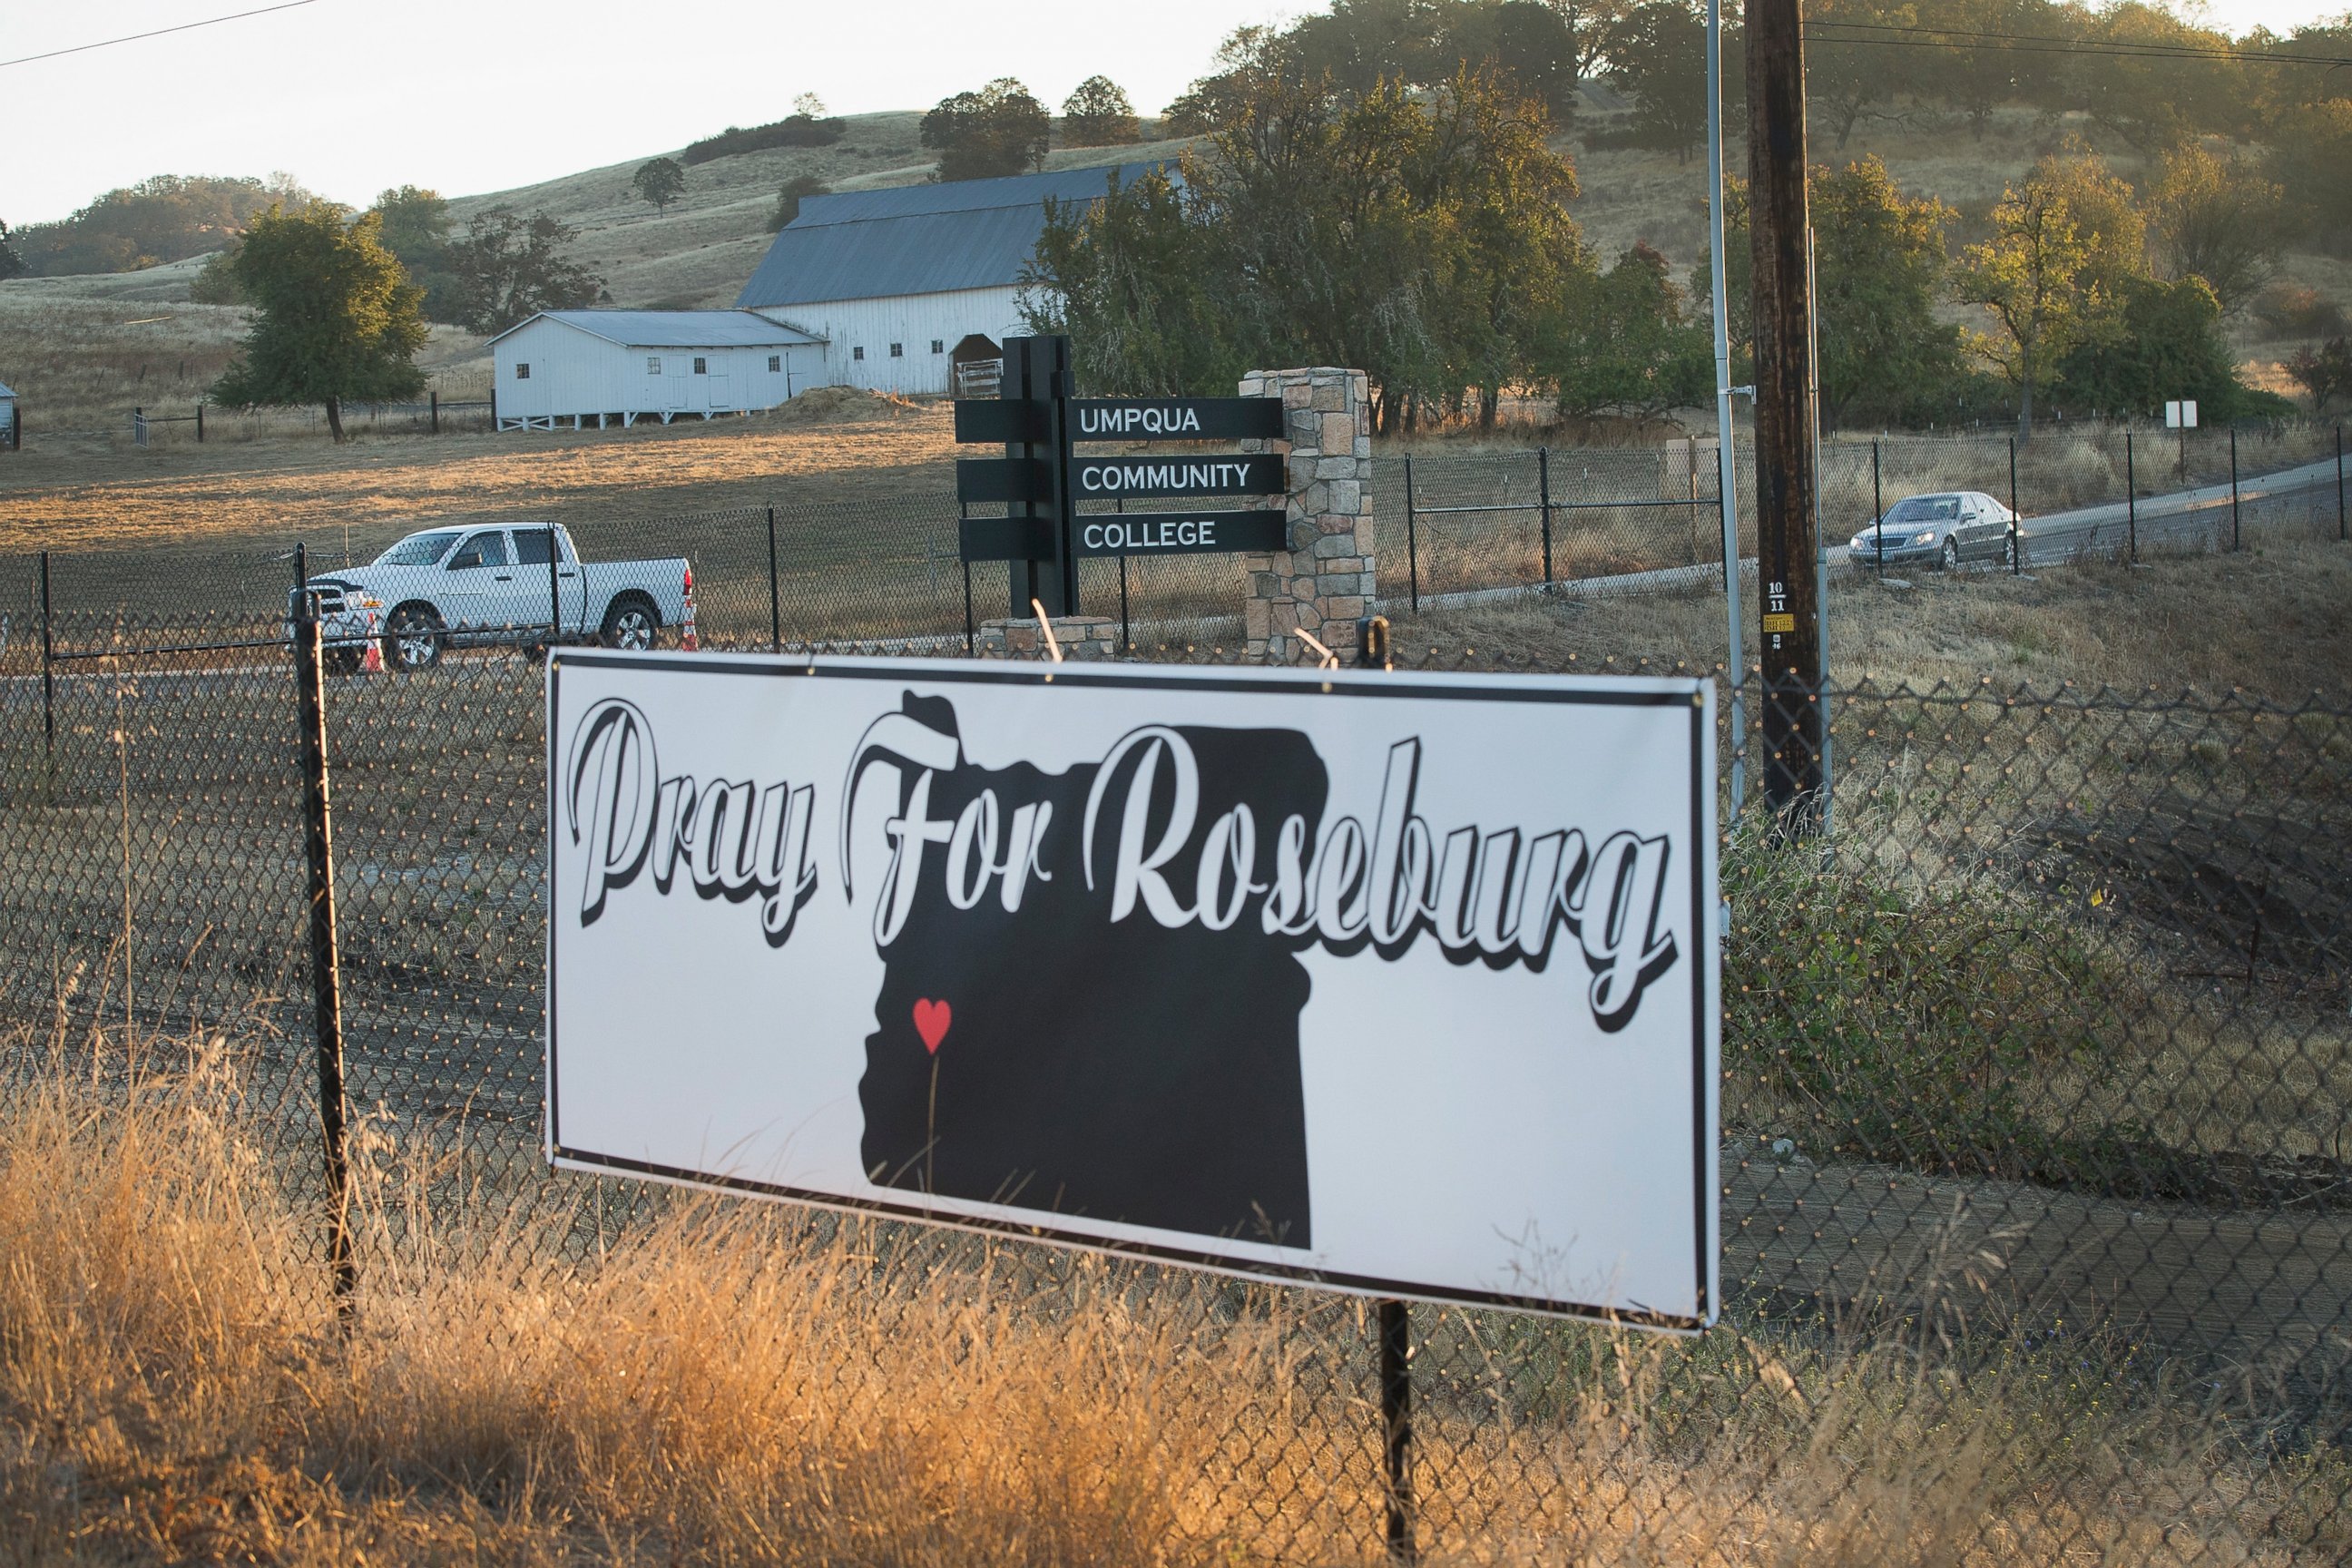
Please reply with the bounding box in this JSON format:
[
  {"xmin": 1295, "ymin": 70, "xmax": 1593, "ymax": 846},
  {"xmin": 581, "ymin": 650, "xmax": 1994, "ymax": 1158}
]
[{"xmin": 1240, "ymin": 368, "xmax": 1374, "ymax": 663}]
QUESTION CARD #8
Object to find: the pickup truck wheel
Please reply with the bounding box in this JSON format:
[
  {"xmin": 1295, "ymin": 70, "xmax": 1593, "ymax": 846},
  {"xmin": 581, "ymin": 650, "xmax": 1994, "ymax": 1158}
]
[
  {"xmin": 385, "ymin": 605, "xmax": 444, "ymax": 671},
  {"xmin": 600, "ymin": 598, "xmax": 659, "ymax": 652}
]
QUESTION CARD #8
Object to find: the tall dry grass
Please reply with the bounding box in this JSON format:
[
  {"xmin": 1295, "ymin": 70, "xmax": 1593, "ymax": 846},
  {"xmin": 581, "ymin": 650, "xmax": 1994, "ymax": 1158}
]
[{"xmin": 3, "ymin": 1033, "xmax": 2344, "ymax": 1563}]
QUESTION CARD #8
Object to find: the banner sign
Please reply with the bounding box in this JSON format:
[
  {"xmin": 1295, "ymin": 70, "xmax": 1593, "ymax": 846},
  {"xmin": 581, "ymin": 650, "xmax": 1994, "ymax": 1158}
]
[
  {"xmin": 1072, "ymin": 509, "xmax": 1287, "ymax": 557},
  {"xmin": 546, "ymin": 653, "xmax": 1720, "ymax": 1328}
]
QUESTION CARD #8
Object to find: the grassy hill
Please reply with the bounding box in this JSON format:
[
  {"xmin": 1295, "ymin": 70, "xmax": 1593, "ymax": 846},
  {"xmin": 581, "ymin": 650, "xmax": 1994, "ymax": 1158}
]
[{"xmin": 2, "ymin": 97, "xmax": 2343, "ymax": 441}]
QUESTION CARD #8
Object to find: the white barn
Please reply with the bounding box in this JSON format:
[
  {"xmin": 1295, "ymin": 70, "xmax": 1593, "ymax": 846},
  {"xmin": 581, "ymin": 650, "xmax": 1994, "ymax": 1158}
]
[
  {"xmin": 488, "ymin": 310, "xmax": 827, "ymax": 431},
  {"xmin": 734, "ymin": 165, "xmax": 1160, "ymax": 397}
]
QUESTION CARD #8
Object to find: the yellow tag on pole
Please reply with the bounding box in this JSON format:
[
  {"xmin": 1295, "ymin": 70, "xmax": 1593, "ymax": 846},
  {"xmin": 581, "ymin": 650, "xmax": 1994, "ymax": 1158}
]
[{"xmin": 1761, "ymin": 612, "xmax": 1797, "ymax": 634}]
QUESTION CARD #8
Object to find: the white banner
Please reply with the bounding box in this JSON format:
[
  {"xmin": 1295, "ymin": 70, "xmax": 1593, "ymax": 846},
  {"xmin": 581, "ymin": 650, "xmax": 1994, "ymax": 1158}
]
[{"xmin": 548, "ymin": 653, "xmax": 1719, "ymax": 1327}]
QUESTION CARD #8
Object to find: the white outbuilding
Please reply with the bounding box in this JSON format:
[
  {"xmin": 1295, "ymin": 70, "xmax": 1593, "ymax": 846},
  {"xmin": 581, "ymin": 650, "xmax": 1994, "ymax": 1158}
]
[
  {"xmin": 0, "ymin": 379, "xmax": 16, "ymax": 448},
  {"xmin": 734, "ymin": 164, "xmax": 1161, "ymax": 397},
  {"xmin": 488, "ymin": 310, "xmax": 828, "ymax": 431}
]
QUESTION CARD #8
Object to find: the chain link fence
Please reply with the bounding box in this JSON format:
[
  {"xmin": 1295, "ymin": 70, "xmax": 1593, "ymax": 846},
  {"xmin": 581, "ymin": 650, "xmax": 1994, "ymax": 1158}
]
[{"xmin": 2, "ymin": 597, "xmax": 2347, "ymax": 1557}]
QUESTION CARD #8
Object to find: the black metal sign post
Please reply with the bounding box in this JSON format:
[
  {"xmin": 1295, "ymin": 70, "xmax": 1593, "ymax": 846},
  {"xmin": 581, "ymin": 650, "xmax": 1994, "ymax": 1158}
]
[{"xmin": 954, "ymin": 336, "xmax": 1289, "ymax": 612}]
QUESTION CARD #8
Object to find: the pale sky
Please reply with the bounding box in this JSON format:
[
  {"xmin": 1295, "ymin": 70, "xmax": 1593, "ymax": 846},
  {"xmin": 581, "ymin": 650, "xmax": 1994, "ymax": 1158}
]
[{"xmin": 0, "ymin": 0, "xmax": 2340, "ymax": 227}]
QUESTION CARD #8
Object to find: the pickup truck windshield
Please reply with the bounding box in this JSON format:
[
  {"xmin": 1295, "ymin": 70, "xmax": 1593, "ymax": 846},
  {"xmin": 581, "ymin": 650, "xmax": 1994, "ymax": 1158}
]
[{"xmin": 376, "ymin": 530, "xmax": 464, "ymax": 566}]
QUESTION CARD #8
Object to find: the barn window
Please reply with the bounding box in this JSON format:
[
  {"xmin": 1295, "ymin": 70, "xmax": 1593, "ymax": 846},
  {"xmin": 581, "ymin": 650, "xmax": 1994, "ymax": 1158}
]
[
  {"xmin": 852, "ymin": 346, "xmax": 865, "ymax": 361},
  {"xmin": 889, "ymin": 342, "xmax": 903, "ymax": 358},
  {"xmin": 768, "ymin": 355, "xmax": 781, "ymax": 372},
  {"xmin": 514, "ymin": 363, "xmax": 531, "ymax": 379},
  {"xmin": 692, "ymin": 357, "xmax": 708, "ymax": 375},
  {"xmin": 931, "ymin": 338, "xmax": 944, "ymax": 354},
  {"xmin": 647, "ymin": 357, "xmax": 662, "ymax": 375}
]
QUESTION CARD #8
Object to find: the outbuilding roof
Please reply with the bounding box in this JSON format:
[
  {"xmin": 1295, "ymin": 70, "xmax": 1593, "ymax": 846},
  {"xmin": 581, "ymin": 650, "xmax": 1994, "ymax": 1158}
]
[
  {"xmin": 736, "ymin": 163, "xmax": 1164, "ymax": 309},
  {"xmin": 488, "ymin": 309, "xmax": 827, "ymax": 349},
  {"xmin": 0, "ymin": 380, "xmax": 15, "ymax": 398}
]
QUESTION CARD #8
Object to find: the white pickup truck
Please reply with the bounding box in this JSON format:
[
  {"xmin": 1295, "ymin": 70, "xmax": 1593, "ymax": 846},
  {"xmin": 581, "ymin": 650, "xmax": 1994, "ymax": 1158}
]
[{"xmin": 292, "ymin": 524, "xmax": 692, "ymax": 671}]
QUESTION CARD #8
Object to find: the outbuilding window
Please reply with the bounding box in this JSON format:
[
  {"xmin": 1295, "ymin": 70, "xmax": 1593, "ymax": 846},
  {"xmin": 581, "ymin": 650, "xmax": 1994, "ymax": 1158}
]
[
  {"xmin": 931, "ymin": 338, "xmax": 944, "ymax": 354},
  {"xmin": 768, "ymin": 355, "xmax": 781, "ymax": 372},
  {"xmin": 647, "ymin": 357, "xmax": 662, "ymax": 375},
  {"xmin": 889, "ymin": 342, "xmax": 904, "ymax": 358},
  {"xmin": 514, "ymin": 363, "xmax": 531, "ymax": 379},
  {"xmin": 852, "ymin": 346, "xmax": 865, "ymax": 361},
  {"xmin": 692, "ymin": 357, "xmax": 708, "ymax": 375}
]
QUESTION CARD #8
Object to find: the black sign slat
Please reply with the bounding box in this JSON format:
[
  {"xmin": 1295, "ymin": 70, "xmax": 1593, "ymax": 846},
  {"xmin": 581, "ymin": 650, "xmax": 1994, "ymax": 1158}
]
[
  {"xmin": 1067, "ymin": 397, "xmax": 1286, "ymax": 443},
  {"xmin": 952, "ymin": 399, "xmax": 1048, "ymax": 444},
  {"xmin": 1070, "ymin": 453, "xmax": 1285, "ymax": 501},
  {"xmin": 956, "ymin": 456, "xmax": 1050, "ymax": 505},
  {"xmin": 958, "ymin": 515, "xmax": 1058, "ymax": 563},
  {"xmin": 1073, "ymin": 509, "xmax": 1289, "ymax": 557}
]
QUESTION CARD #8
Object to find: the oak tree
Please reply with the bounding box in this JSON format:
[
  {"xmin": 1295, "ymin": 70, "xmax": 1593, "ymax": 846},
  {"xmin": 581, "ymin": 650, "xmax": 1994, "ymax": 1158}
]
[
  {"xmin": 632, "ymin": 157, "xmax": 688, "ymax": 215},
  {"xmin": 209, "ymin": 201, "xmax": 426, "ymax": 441},
  {"xmin": 922, "ymin": 79, "xmax": 1052, "ymax": 181},
  {"xmin": 1061, "ymin": 76, "xmax": 1142, "ymax": 146}
]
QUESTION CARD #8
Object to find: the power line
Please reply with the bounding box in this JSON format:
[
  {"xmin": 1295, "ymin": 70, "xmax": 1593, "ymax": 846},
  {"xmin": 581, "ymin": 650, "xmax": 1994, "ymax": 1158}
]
[
  {"xmin": 1803, "ymin": 19, "xmax": 2352, "ymax": 70},
  {"xmin": 0, "ymin": 2, "xmax": 322, "ymax": 72}
]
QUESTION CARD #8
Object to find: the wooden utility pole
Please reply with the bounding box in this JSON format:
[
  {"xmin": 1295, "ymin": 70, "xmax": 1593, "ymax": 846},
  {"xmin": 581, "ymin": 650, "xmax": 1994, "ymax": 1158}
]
[{"xmin": 1745, "ymin": 0, "xmax": 1823, "ymax": 831}]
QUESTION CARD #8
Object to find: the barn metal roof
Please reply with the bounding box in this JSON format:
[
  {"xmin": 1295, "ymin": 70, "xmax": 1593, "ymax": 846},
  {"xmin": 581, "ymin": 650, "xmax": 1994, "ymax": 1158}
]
[
  {"xmin": 488, "ymin": 310, "xmax": 828, "ymax": 349},
  {"xmin": 736, "ymin": 163, "xmax": 1164, "ymax": 309}
]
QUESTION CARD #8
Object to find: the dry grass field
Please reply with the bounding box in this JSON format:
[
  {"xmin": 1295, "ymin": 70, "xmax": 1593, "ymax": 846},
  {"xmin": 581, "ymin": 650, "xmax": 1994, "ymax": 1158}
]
[
  {"xmin": 0, "ymin": 391, "xmax": 957, "ymax": 554},
  {"xmin": 1390, "ymin": 535, "xmax": 2352, "ymax": 701},
  {"xmin": 4, "ymin": 1044, "xmax": 2343, "ymax": 1566}
]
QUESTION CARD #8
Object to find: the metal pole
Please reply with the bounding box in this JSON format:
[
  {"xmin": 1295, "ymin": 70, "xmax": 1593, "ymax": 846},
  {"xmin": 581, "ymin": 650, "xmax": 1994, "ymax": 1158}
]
[
  {"xmin": 766, "ymin": 505, "xmax": 782, "ymax": 653},
  {"xmin": 291, "ymin": 599, "xmax": 358, "ymax": 1317},
  {"xmin": 2230, "ymin": 426, "xmax": 2240, "ymax": 551},
  {"xmin": 1872, "ymin": 441, "xmax": 1883, "ymax": 577},
  {"xmin": 1404, "ymin": 456, "xmax": 1420, "ymax": 613},
  {"xmin": 2337, "ymin": 426, "xmax": 2345, "ymax": 544},
  {"xmin": 1537, "ymin": 446, "xmax": 1554, "ymax": 588},
  {"xmin": 1120, "ymin": 554, "xmax": 1130, "ymax": 651},
  {"xmin": 2008, "ymin": 436, "xmax": 2022, "ymax": 573},
  {"xmin": 1806, "ymin": 228, "xmax": 1830, "ymax": 841},
  {"xmin": 1378, "ymin": 1298, "xmax": 1416, "ymax": 1563},
  {"xmin": 196, "ymin": 402, "xmax": 204, "ymax": 443},
  {"xmin": 2126, "ymin": 432, "xmax": 2137, "ymax": 563},
  {"xmin": 38, "ymin": 551, "xmax": 54, "ymax": 787},
  {"xmin": 1707, "ymin": 0, "xmax": 1747, "ymax": 817},
  {"xmin": 430, "ymin": 389, "xmax": 439, "ymax": 436},
  {"xmin": 547, "ymin": 526, "xmax": 562, "ymax": 643}
]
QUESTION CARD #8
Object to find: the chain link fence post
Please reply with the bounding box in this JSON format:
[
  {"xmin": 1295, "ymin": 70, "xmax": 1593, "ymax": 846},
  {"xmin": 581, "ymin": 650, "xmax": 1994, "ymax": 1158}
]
[
  {"xmin": 290, "ymin": 582, "xmax": 358, "ymax": 1318},
  {"xmin": 38, "ymin": 550, "xmax": 55, "ymax": 793},
  {"xmin": 2230, "ymin": 426, "xmax": 2241, "ymax": 552},
  {"xmin": 1403, "ymin": 456, "xmax": 1419, "ymax": 613},
  {"xmin": 2009, "ymin": 436, "xmax": 2023, "ymax": 573},
  {"xmin": 1538, "ymin": 446, "xmax": 1554, "ymax": 590},
  {"xmin": 765, "ymin": 505, "xmax": 782, "ymax": 652},
  {"xmin": 2127, "ymin": 431, "xmax": 2138, "ymax": 563}
]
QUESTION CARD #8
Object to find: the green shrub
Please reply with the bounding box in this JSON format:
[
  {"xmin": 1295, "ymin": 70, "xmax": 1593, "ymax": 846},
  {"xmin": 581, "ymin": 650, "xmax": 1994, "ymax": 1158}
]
[{"xmin": 1722, "ymin": 832, "xmax": 2122, "ymax": 1180}]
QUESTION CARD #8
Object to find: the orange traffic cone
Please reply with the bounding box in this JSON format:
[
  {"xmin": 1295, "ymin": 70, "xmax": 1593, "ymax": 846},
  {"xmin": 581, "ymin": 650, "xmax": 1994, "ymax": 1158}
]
[
  {"xmin": 681, "ymin": 565, "xmax": 700, "ymax": 652},
  {"xmin": 360, "ymin": 610, "xmax": 386, "ymax": 674}
]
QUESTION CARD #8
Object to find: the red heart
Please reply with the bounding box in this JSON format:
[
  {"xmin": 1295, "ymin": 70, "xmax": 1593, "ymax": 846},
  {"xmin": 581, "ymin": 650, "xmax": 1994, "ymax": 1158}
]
[{"xmin": 913, "ymin": 999, "xmax": 952, "ymax": 1054}]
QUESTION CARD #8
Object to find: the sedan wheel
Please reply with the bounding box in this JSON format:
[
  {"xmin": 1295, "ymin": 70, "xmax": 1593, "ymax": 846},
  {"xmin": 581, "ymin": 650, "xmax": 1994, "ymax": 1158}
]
[
  {"xmin": 601, "ymin": 601, "xmax": 657, "ymax": 652},
  {"xmin": 1941, "ymin": 537, "xmax": 1962, "ymax": 571},
  {"xmin": 385, "ymin": 606, "xmax": 444, "ymax": 671}
]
